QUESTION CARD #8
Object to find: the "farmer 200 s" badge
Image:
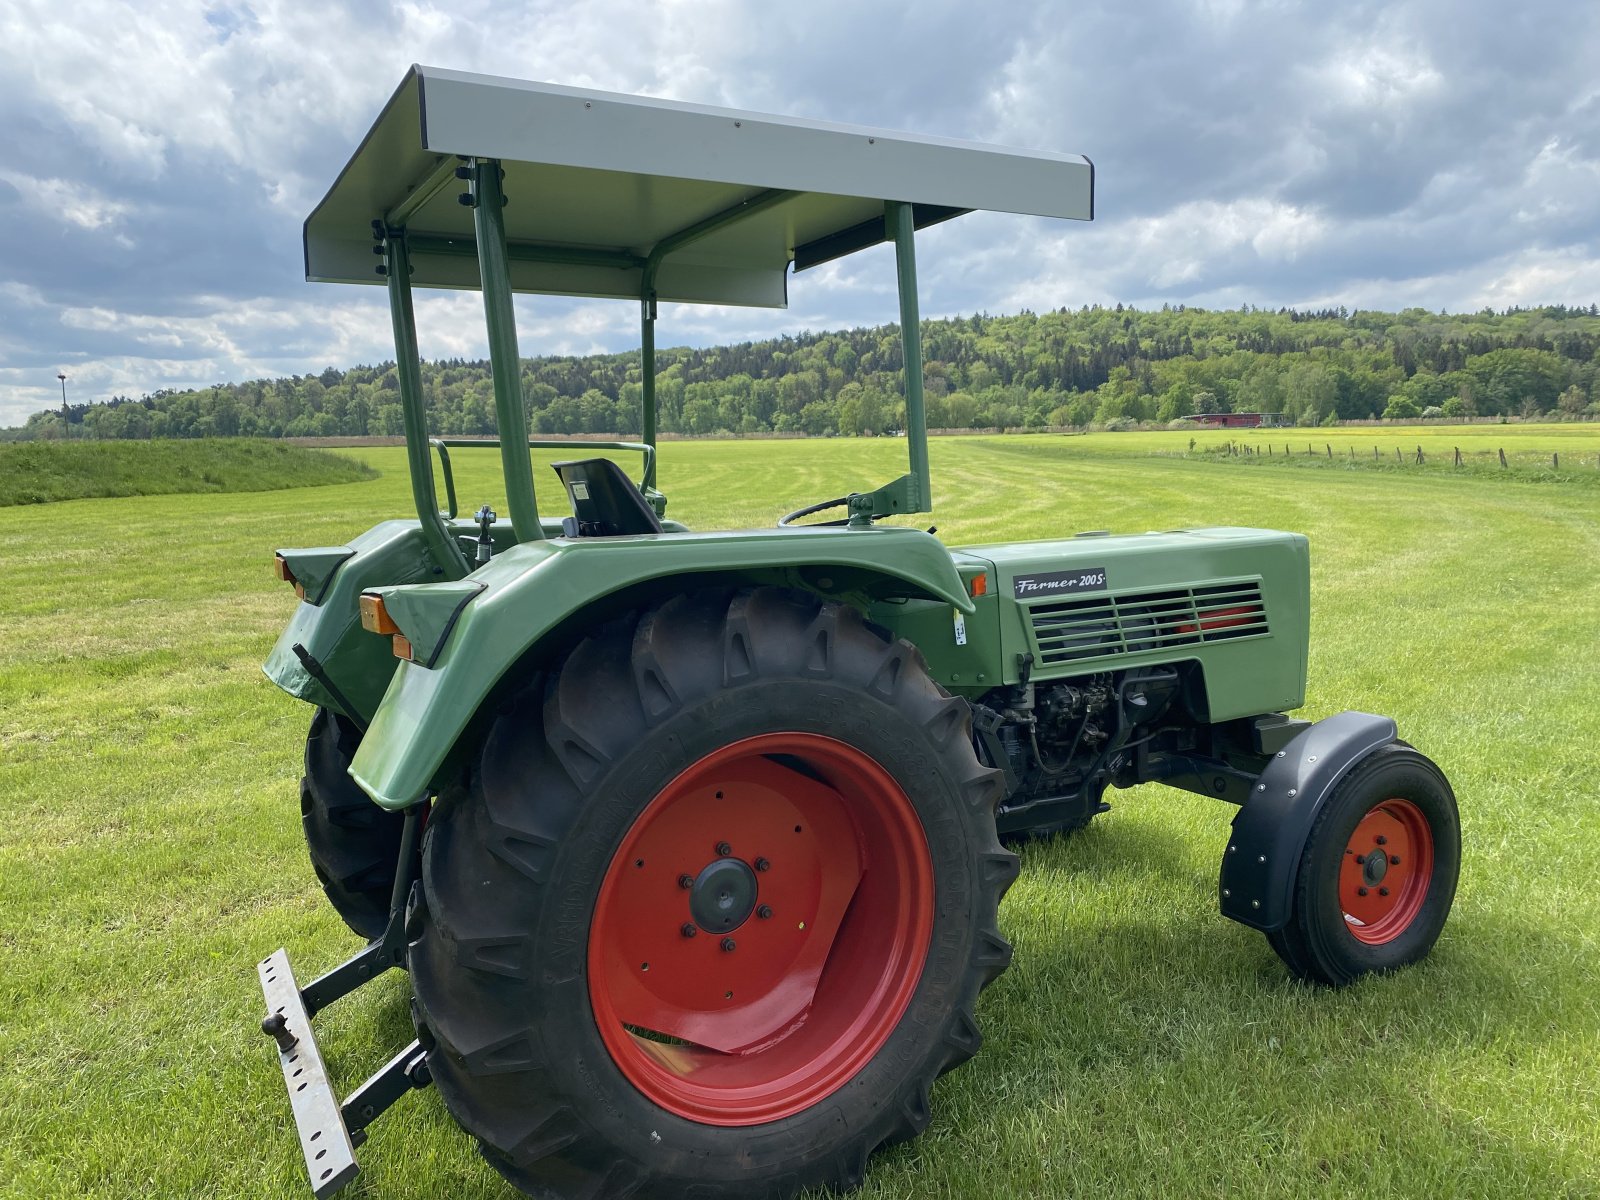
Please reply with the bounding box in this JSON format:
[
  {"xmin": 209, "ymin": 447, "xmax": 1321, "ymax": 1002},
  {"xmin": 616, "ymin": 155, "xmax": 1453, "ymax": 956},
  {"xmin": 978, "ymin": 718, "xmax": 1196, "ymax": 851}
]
[{"xmin": 1012, "ymin": 567, "xmax": 1108, "ymax": 599}]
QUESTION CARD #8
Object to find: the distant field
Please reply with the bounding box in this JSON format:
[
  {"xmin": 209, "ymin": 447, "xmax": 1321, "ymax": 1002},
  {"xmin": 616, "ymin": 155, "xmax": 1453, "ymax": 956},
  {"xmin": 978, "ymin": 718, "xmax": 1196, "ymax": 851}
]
[
  {"xmin": 1, "ymin": 434, "xmax": 1596, "ymax": 1198},
  {"xmin": 0, "ymin": 438, "xmax": 376, "ymax": 506}
]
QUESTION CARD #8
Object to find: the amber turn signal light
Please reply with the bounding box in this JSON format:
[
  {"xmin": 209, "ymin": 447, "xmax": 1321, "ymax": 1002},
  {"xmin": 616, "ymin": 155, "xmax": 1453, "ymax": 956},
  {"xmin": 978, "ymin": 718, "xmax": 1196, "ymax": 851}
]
[
  {"xmin": 968, "ymin": 573, "xmax": 989, "ymax": 597},
  {"xmin": 359, "ymin": 593, "xmax": 400, "ymax": 636}
]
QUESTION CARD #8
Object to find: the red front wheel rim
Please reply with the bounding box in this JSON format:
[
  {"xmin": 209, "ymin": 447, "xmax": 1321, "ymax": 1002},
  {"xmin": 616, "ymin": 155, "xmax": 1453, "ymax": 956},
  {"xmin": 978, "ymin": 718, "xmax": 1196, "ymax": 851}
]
[
  {"xmin": 1339, "ymin": 797, "xmax": 1434, "ymax": 944},
  {"xmin": 587, "ymin": 733, "xmax": 934, "ymax": 1126}
]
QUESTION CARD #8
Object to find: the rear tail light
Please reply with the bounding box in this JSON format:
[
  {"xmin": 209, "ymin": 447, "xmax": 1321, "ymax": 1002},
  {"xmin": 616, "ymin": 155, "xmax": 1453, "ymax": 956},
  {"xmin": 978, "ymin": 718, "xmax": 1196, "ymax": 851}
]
[{"xmin": 360, "ymin": 594, "xmax": 415, "ymax": 661}]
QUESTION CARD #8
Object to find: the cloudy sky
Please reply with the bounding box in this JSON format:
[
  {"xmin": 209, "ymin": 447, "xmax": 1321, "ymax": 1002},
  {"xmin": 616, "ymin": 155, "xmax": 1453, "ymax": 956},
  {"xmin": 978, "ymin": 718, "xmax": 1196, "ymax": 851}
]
[{"xmin": 2, "ymin": 0, "xmax": 1597, "ymax": 426}]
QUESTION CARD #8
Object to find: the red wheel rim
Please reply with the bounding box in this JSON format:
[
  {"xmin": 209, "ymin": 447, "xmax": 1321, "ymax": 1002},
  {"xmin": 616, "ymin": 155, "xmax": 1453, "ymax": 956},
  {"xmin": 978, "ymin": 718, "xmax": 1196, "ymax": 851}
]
[
  {"xmin": 1339, "ymin": 797, "xmax": 1434, "ymax": 944},
  {"xmin": 587, "ymin": 733, "xmax": 934, "ymax": 1125}
]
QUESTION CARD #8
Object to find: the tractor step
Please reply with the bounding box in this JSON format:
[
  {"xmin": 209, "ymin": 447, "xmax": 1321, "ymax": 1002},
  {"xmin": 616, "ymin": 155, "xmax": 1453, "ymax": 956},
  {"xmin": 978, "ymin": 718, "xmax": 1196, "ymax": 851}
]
[{"xmin": 258, "ymin": 949, "xmax": 360, "ymax": 1198}]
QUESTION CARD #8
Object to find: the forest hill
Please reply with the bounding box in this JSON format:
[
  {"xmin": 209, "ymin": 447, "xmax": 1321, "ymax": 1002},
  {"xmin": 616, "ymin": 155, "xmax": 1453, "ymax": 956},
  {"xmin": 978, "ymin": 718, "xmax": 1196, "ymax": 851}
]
[{"xmin": 17, "ymin": 303, "xmax": 1600, "ymax": 441}]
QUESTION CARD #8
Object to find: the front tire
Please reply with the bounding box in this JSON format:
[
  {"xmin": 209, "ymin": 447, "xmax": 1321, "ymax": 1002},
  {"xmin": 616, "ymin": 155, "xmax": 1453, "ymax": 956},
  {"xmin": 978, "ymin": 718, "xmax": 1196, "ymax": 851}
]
[
  {"xmin": 409, "ymin": 588, "xmax": 1018, "ymax": 1198},
  {"xmin": 1266, "ymin": 743, "xmax": 1460, "ymax": 986}
]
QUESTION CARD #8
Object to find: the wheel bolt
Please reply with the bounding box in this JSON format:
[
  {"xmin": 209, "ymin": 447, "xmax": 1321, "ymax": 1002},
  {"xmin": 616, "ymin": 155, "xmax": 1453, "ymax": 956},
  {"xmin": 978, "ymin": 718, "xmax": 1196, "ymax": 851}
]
[
  {"xmin": 1376, "ymin": 835, "xmax": 1388, "ymax": 845},
  {"xmin": 1358, "ymin": 887, "xmax": 1369, "ymax": 896},
  {"xmin": 757, "ymin": 905, "xmax": 773, "ymax": 920},
  {"xmin": 715, "ymin": 842, "xmax": 732, "ymax": 857},
  {"xmin": 1379, "ymin": 887, "xmax": 1390, "ymax": 897},
  {"xmin": 677, "ymin": 874, "xmax": 694, "ymax": 890},
  {"xmin": 720, "ymin": 938, "xmax": 736, "ymax": 952},
  {"xmin": 754, "ymin": 857, "xmax": 770, "ymax": 872},
  {"xmin": 681, "ymin": 923, "xmax": 697, "ymax": 938},
  {"xmin": 1390, "ymin": 855, "xmax": 1400, "ymax": 865},
  {"xmin": 1352, "ymin": 853, "xmax": 1365, "ymax": 867}
]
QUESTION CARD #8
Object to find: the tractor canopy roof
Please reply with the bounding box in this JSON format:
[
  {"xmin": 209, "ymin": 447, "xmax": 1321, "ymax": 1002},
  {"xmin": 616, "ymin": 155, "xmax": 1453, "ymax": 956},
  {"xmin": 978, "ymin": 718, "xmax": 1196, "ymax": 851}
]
[{"xmin": 305, "ymin": 65, "xmax": 1093, "ymax": 308}]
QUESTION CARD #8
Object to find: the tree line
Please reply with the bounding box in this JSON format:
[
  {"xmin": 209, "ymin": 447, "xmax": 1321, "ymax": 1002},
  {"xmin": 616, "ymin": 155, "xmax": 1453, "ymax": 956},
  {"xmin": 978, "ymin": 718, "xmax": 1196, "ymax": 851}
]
[{"xmin": 12, "ymin": 303, "xmax": 1600, "ymax": 442}]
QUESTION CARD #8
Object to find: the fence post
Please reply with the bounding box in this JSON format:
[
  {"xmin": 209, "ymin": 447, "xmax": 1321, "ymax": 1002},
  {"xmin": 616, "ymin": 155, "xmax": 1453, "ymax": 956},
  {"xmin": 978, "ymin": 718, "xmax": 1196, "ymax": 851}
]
[
  {"xmin": 1553, "ymin": 452, "xmax": 1559, "ymax": 469},
  {"xmin": 1499, "ymin": 448, "xmax": 1507, "ymax": 468},
  {"xmin": 1326, "ymin": 443, "xmax": 1332, "ymax": 458},
  {"xmin": 1396, "ymin": 447, "xmax": 1403, "ymax": 463},
  {"xmin": 1415, "ymin": 445, "xmax": 1424, "ymax": 464},
  {"xmin": 1454, "ymin": 446, "xmax": 1461, "ymax": 467},
  {"xmin": 1373, "ymin": 445, "xmax": 1379, "ymax": 460}
]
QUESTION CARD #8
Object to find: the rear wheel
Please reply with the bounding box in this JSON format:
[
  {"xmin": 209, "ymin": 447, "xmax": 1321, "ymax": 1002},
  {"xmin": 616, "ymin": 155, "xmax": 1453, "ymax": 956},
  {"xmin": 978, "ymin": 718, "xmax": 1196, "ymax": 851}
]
[
  {"xmin": 409, "ymin": 588, "xmax": 1018, "ymax": 1198},
  {"xmin": 301, "ymin": 707, "xmax": 405, "ymax": 939},
  {"xmin": 1266, "ymin": 744, "xmax": 1460, "ymax": 986}
]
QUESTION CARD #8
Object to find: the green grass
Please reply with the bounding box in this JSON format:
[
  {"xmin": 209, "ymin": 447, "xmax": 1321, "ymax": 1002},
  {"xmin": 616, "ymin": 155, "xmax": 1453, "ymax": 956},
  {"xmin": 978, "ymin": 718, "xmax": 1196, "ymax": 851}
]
[
  {"xmin": 2, "ymin": 431, "xmax": 1597, "ymax": 1198},
  {"xmin": 0, "ymin": 439, "xmax": 376, "ymax": 506}
]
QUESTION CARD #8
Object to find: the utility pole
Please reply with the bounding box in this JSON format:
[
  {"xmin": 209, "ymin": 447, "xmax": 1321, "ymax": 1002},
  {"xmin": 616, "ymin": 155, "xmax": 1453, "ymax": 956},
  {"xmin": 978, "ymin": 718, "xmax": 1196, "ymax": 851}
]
[{"xmin": 57, "ymin": 373, "xmax": 68, "ymax": 424}]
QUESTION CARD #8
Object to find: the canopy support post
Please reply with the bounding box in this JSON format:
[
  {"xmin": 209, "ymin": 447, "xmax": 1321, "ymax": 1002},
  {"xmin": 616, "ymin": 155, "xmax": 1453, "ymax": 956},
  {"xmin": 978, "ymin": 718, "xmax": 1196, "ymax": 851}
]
[
  {"xmin": 889, "ymin": 200, "xmax": 931, "ymax": 514},
  {"xmin": 470, "ymin": 158, "xmax": 544, "ymax": 543},
  {"xmin": 845, "ymin": 201, "xmax": 934, "ymax": 524},
  {"xmin": 640, "ymin": 296, "xmax": 658, "ymax": 492},
  {"xmin": 383, "ymin": 232, "xmax": 469, "ymax": 578}
]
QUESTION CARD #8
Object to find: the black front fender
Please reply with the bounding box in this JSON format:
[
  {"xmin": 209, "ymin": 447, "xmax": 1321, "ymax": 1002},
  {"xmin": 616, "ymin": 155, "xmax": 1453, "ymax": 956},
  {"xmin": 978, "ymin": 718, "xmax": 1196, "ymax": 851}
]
[{"xmin": 1219, "ymin": 711, "xmax": 1396, "ymax": 931}]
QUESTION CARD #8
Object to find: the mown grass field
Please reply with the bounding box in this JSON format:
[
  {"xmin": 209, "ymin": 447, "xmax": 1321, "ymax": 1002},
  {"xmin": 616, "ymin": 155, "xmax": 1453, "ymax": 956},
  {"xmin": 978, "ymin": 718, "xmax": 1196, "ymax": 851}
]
[
  {"xmin": 1, "ymin": 425, "xmax": 1597, "ymax": 1198},
  {"xmin": 0, "ymin": 439, "xmax": 375, "ymax": 506}
]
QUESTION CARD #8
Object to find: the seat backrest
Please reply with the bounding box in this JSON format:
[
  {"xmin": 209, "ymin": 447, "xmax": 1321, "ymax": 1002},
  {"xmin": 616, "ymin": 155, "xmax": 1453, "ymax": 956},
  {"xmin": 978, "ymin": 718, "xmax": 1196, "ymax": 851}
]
[{"xmin": 550, "ymin": 458, "xmax": 664, "ymax": 537}]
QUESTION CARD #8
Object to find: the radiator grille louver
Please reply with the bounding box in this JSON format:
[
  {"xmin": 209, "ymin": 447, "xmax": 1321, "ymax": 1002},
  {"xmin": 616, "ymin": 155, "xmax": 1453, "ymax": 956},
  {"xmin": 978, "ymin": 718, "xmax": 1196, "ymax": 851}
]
[{"xmin": 1028, "ymin": 580, "xmax": 1269, "ymax": 666}]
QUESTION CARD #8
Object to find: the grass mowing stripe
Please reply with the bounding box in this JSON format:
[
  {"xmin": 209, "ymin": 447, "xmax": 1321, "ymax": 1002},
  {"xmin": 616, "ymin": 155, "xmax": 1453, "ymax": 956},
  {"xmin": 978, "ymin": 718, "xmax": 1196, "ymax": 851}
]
[{"xmin": 0, "ymin": 430, "xmax": 1595, "ymax": 1198}]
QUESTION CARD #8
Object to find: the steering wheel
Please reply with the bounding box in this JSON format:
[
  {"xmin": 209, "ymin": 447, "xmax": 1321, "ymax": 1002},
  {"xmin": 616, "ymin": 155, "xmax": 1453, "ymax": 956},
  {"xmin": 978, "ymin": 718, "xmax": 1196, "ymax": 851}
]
[{"xmin": 777, "ymin": 496, "xmax": 853, "ymax": 528}]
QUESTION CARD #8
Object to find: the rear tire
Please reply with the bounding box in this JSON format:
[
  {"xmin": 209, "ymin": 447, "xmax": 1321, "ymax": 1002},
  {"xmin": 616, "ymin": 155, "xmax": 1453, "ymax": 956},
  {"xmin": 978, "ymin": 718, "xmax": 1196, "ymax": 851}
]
[
  {"xmin": 301, "ymin": 707, "xmax": 405, "ymax": 940},
  {"xmin": 1266, "ymin": 744, "xmax": 1460, "ymax": 986},
  {"xmin": 409, "ymin": 588, "xmax": 1018, "ymax": 1199}
]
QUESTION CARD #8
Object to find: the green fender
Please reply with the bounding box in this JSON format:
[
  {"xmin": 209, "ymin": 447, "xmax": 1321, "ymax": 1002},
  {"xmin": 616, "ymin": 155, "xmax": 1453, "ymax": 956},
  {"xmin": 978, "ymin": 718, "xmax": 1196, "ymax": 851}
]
[
  {"xmin": 348, "ymin": 525, "xmax": 973, "ymax": 809},
  {"xmin": 262, "ymin": 520, "xmax": 448, "ymax": 722}
]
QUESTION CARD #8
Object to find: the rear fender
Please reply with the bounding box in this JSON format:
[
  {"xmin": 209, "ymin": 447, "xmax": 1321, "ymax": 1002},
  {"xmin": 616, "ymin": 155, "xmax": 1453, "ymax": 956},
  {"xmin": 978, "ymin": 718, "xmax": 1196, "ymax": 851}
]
[
  {"xmin": 262, "ymin": 521, "xmax": 451, "ymax": 722},
  {"xmin": 348, "ymin": 526, "xmax": 971, "ymax": 809},
  {"xmin": 1218, "ymin": 711, "xmax": 1396, "ymax": 931}
]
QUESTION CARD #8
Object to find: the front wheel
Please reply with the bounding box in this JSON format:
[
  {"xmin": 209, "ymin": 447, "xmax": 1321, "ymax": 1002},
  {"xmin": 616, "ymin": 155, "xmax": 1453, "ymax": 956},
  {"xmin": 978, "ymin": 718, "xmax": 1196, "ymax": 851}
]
[
  {"xmin": 1266, "ymin": 744, "xmax": 1460, "ymax": 986},
  {"xmin": 408, "ymin": 588, "xmax": 1018, "ymax": 1198}
]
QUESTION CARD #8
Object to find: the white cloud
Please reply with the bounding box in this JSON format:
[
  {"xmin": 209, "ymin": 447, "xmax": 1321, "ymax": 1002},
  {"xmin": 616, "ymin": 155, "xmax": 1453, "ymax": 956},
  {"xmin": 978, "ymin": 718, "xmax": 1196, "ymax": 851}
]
[{"xmin": 0, "ymin": 0, "xmax": 1597, "ymax": 428}]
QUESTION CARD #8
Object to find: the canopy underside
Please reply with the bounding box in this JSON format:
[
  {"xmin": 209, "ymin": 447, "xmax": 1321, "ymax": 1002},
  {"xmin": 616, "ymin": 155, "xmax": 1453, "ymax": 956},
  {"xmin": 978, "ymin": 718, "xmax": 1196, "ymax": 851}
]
[{"xmin": 305, "ymin": 67, "xmax": 1094, "ymax": 307}]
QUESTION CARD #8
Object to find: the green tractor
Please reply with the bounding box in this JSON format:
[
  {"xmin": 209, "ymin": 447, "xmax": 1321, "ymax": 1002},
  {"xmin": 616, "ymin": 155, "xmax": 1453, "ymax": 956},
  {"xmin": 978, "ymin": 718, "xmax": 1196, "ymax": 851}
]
[{"xmin": 258, "ymin": 66, "xmax": 1461, "ymax": 1200}]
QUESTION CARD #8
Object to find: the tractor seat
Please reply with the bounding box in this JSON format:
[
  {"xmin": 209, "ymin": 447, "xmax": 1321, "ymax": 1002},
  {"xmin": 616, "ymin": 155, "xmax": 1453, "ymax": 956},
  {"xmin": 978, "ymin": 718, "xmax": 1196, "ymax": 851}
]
[{"xmin": 551, "ymin": 458, "xmax": 664, "ymax": 537}]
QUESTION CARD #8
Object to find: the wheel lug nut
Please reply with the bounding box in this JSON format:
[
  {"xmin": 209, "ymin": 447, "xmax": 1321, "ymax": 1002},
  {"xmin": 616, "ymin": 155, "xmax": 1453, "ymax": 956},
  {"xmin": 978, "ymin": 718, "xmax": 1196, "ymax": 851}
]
[
  {"xmin": 1358, "ymin": 887, "xmax": 1369, "ymax": 896},
  {"xmin": 681, "ymin": 923, "xmax": 697, "ymax": 938},
  {"xmin": 1376, "ymin": 835, "xmax": 1388, "ymax": 845},
  {"xmin": 1390, "ymin": 855, "xmax": 1400, "ymax": 865},
  {"xmin": 1379, "ymin": 887, "xmax": 1390, "ymax": 897},
  {"xmin": 1352, "ymin": 853, "xmax": 1365, "ymax": 867},
  {"xmin": 754, "ymin": 857, "xmax": 770, "ymax": 872},
  {"xmin": 678, "ymin": 874, "xmax": 694, "ymax": 890},
  {"xmin": 720, "ymin": 938, "xmax": 736, "ymax": 952},
  {"xmin": 715, "ymin": 841, "xmax": 732, "ymax": 856},
  {"xmin": 757, "ymin": 905, "xmax": 773, "ymax": 919}
]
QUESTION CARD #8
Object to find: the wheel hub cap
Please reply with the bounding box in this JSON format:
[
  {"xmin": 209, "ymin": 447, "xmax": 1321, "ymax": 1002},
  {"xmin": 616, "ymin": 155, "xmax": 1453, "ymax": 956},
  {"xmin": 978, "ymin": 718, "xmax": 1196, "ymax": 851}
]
[
  {"xmin": 690, "ymin": 857, "xmax": 758, "ymax": 933},
  {"xmin": 1340, "ymin": 798, "xmax": 1433, "ymax": 945}
]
